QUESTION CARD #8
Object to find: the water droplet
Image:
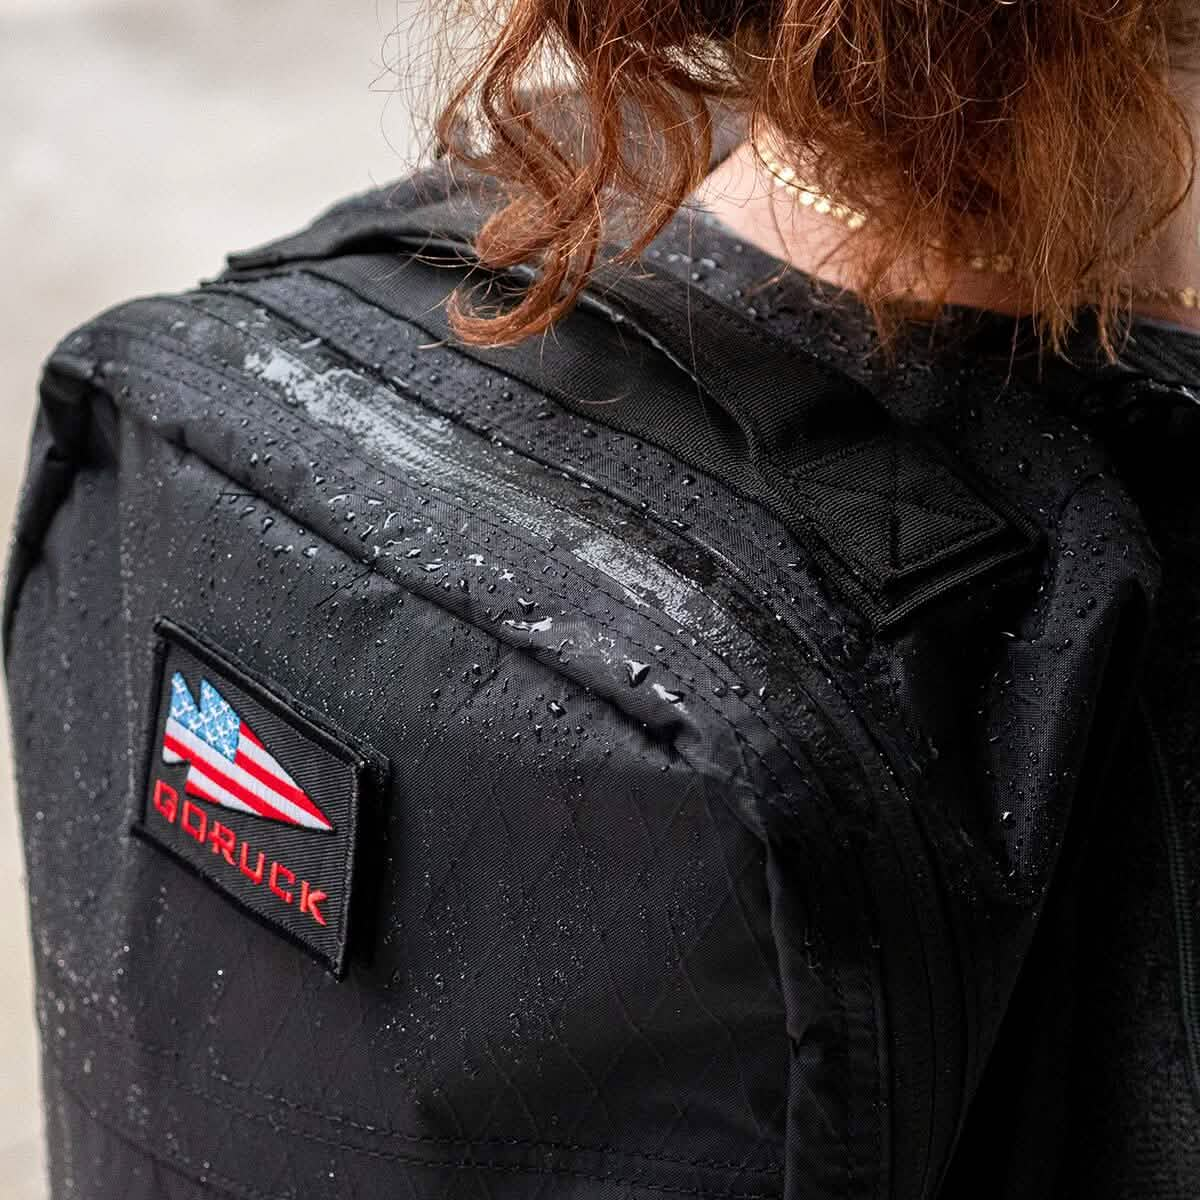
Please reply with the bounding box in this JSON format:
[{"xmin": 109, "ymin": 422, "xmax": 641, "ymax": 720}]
[{"xmin": 503, "ymin": 616, "xmax": 553, "ymax": 634}]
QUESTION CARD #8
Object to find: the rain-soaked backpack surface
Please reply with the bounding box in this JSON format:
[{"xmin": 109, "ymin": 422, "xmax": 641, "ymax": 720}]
[{"xmin": 8, "ymin": 164, "xmax": 1200, "ymax": 1199}]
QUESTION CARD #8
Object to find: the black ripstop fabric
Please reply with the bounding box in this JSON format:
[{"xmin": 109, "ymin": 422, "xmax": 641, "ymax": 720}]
[{"xmin": 6, "ymin": 158, "xmax": 1200, "ymax": 1200}]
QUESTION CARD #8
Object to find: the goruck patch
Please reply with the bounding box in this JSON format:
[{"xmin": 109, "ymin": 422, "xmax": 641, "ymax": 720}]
[{"xmin": 134, "ymin": 619, "xmax": 373, "ymax": 976}]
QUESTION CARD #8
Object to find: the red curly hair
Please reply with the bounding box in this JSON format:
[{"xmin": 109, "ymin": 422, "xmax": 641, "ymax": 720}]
[{"xmin": 435, "ymin": 0, "xmax": 1196, "ymax": 352}]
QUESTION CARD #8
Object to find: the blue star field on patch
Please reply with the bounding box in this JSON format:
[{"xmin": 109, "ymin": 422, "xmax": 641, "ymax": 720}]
[{"xmin": 169, "ymin": 672, "xmax": 240, "ymax": 762}]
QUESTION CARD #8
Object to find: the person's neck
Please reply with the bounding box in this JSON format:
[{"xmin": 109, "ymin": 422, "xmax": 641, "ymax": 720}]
[{"xmin": 697, "ymin": 112, "xmax": 1200, "ymax": 335}]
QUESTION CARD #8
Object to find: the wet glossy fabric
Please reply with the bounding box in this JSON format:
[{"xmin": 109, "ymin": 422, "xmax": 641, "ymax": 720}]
[{"xmin": 7, "ymin": 166, "xmax": 1200, "ymax": 1199}]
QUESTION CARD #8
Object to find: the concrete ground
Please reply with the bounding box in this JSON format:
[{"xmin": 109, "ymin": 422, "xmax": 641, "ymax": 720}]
[{"xmin": 1, "ymin": 2, "xmax": 427, "ymax": 1193}]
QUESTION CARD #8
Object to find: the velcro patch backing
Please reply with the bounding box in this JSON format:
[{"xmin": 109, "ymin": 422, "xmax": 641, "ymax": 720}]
[{"xmin": 134, "ymin": 618, "xmax": 372, "ymax": 976}]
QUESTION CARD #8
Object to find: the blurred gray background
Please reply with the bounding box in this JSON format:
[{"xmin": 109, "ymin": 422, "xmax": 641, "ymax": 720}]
[{"xmin": 0, "ymin": 2, "xmax": 429, "ymax": 1193}]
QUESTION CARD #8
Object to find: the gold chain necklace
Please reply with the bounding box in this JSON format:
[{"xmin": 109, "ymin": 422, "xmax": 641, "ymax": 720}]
[{"xmin": 759, "ymin": 147, "xmax": 1200, "ymax": 311}]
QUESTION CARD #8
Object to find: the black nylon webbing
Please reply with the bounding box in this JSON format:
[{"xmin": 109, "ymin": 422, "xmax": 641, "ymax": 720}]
[{"xmin": 221, "ymin": 170, "xmax": 1038, "ymax": 627}]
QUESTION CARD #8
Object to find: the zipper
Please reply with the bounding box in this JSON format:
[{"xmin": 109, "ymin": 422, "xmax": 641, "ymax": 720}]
[{"xmin": 1141, "ymin": 698, "xmax": 1200, "ymax": 1107}]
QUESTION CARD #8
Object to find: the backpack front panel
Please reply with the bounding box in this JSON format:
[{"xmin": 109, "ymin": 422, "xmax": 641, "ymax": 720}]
[{"xmin": 7, "ymin": 297, "xmax": 831, "ymax": 1199}]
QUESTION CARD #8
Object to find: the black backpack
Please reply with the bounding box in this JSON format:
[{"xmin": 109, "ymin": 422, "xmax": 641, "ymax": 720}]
[{"xmin": 8, "ymin": 167, "xmax": 1198, "ymax": 1199}]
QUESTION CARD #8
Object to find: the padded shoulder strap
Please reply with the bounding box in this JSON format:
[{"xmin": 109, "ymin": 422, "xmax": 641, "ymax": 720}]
[{"xmin": 221, "ymin": 178, "xmax": 1038, "ymax": 629}]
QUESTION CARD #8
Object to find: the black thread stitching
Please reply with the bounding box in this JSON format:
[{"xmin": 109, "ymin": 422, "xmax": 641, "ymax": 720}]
[{"xmin": 49, "ymin": 1010, "xmax": 783, "ymax": 1194}]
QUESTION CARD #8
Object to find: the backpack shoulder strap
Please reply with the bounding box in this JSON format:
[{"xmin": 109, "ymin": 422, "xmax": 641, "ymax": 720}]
[{"xmin": 220, "ymin": 175, "xmax": 1039, "ymax": 629}]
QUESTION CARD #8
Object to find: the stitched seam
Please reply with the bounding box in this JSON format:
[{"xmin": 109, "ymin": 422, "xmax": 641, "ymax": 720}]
[
  {"xmin": 50, "ymin": 1045, "xmax": 782, "ymax": 1197},
  {"xmin": 785, "ymin": 440, "xmax": 1002, "ymax": 574},
  {"xmin": 632, "ymin": 276, "xmax": 854, "ymax": 409},
  {"xmin": 56, "ymin": 1072, "xmax": 286, "ymax": 1200},
  {"xmin": 825, "ymin": 940, "xmax": 854, "ymax": 1197},
  {"xmin": 46, "ymin": 996, "xmax": 783, "ymax": 1177},
  {"xmin": 870, "ymin": 943, "xmax": 884, "ymax": 1200},
  {"xmin": 796, "ymin": 438, "xmax": 1001, "ymax": 526},
  {"xmin": 866, "ymin": 852, "xmax": 885, "ymax": 1200}
]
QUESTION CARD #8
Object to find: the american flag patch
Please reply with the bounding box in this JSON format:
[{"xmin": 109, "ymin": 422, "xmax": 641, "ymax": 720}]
[
  {"xmin": 162, "ymin": 672, "xmax": 335, "ymax": 832},
  {"xmin": 136, "ymin": 618, "xmax": 378, "ymax": 977}
]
